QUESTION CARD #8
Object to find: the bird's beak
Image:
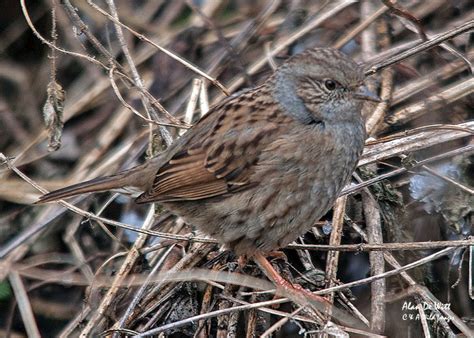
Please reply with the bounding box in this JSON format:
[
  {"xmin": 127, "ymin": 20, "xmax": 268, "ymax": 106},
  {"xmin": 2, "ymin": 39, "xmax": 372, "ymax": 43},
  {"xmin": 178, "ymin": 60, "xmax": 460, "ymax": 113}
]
[{"xmin": 353, "ymin": 85, "xmax": 381, "ymax": 102}]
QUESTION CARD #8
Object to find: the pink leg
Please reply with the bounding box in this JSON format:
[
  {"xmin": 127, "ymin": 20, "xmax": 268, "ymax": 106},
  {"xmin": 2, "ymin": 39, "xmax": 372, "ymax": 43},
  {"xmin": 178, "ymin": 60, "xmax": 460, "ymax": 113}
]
[{"xmin": 253, "ymin": 252, "xmax": 328, "ymax": 305}]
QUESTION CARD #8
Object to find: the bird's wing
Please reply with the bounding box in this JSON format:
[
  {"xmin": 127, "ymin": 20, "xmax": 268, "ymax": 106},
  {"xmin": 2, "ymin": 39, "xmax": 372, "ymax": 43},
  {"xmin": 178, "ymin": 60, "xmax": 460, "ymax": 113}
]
[{"xmin": 136, "ymin": 88, "xmax": 290, "ymax": 203}]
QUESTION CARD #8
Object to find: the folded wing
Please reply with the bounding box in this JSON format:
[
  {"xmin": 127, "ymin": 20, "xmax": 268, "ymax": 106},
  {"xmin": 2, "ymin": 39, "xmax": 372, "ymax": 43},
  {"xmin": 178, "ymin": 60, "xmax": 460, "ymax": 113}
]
[{"xmin": 136, "ymin": 89, "xmax": 289, "ymax": 203}]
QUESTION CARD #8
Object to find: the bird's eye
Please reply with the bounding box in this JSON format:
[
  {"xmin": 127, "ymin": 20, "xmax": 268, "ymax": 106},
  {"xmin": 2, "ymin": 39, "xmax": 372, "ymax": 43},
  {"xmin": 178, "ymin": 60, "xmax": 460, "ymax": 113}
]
[{"xmin": 324, "ymin": 79, "xmax": 337, "ymax": 91}]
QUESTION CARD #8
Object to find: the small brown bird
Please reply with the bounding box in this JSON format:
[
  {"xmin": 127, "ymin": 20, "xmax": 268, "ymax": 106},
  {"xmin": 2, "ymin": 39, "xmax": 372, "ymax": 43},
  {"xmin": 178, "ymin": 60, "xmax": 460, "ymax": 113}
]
[{"xmin": 37, "ymin": 48, "xmax": 378, "ymax": 298}]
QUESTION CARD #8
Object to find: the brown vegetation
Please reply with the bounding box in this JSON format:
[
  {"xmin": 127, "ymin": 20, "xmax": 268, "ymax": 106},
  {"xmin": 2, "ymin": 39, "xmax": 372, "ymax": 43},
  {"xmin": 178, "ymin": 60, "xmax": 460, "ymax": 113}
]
[{"xmin": 0, "ymin": 1, "xmax": 473, "ymax": 336}]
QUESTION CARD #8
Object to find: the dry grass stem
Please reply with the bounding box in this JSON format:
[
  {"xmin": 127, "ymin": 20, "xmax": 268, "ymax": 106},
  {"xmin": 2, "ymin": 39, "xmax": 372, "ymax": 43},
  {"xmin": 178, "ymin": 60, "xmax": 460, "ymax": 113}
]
[{"xmin": 2, "ymin": 1, "xmax": 472, "ymax": 336}]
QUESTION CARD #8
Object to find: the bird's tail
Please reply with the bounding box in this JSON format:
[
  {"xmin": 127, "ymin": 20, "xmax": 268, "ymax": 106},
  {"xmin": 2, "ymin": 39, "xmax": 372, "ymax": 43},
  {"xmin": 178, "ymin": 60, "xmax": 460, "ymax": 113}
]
[
  {"xmin": 35, "ymin": 172, "xmax": 130, "ymax": 204},
  {"xmin": 35, "ymin": 160, "xmax": 155, "ymax": 204}
]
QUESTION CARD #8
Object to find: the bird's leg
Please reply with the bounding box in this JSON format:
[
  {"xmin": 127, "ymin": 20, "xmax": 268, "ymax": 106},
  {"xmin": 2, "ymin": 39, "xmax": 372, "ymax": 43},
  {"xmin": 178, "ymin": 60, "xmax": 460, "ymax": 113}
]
[
  {"xmin": 254, "ymin": 253, "xmax": 365, "ymax": 329},
  {"xmin": 237, "ymin": 255, "xmax": 248, "ymax": 270},
  {"xmin": 253, "ymin": 252, "xmax": 328, "ymax": 305}
]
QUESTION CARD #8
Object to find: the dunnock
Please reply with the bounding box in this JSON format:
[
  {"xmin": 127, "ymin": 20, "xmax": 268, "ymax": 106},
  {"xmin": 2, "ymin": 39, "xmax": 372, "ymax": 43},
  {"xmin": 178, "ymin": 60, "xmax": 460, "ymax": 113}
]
[{"xmin": 37, "ymin": 48, "xmax": 378, "ymax": 298}]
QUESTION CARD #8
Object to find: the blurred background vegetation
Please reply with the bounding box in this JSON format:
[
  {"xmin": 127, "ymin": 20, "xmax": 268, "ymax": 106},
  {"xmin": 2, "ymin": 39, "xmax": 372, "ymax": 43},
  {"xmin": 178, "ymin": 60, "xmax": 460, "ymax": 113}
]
[{"xmin": 0, "ymin": 1, "xmax": 472, "ymax": 337}]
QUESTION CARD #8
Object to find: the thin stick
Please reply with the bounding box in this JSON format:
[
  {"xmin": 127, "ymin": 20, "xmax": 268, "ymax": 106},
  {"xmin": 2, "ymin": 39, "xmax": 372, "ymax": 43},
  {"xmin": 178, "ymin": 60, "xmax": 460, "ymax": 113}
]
[
  {"xmin": 365, "ymin": 20, "xmax": 474, "ymax": 75},
  {"xmin": 9, "ymin": 272, "xmax": 41, "ymax": 338},
  {"xmin": 362, "ymin": 191, "xmax": 385, "ymax": 333},
  {"xmin": 79, "ymin": 206, "xmax": 156, "ymax": 336},
  {"xmin": 86, "ymin": 0, "xmax": 229, "ymax": 95},
  {"xmin": 288, "ymin": 238, "xmax": 474, "ymax": 252},
  {"xmin": 324, "ymin": 196, "xmax": 347, "ymax": 319},
  {"xmin": 105, "ymin": 0, "xmax": 170, "ymax": 151}
]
